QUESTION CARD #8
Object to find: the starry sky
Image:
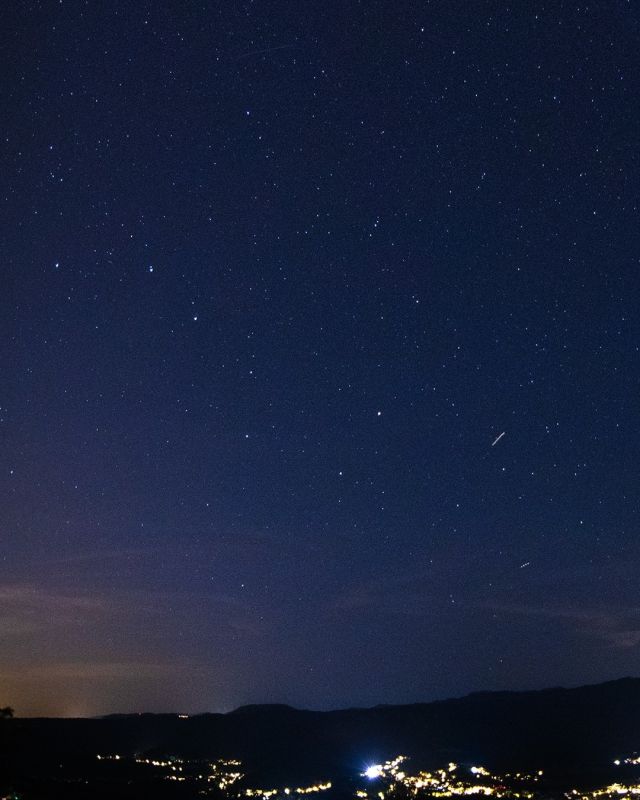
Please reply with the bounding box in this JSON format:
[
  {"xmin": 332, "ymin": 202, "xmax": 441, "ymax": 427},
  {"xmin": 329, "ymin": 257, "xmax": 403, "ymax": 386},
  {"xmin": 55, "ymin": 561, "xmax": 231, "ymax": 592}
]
[{"xmin": 3, "ymin": 1, "xmax": 640, "ymax": 718}]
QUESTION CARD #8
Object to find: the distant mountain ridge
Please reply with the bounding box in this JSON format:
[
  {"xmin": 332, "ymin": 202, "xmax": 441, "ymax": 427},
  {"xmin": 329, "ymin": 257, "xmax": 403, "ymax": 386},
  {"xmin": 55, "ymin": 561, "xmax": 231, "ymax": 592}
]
[
  {"xmin": 4, "ymin": 677, "xmax": 640, "ymax": 788},
  {"xmin": 100, "ymin": 675, "xmax": 640, "ymax": 719}
]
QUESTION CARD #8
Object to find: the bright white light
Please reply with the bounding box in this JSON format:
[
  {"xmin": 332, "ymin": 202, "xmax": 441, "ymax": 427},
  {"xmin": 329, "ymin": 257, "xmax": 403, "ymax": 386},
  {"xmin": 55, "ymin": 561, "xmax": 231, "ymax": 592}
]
[{"xmin": 365, "ymin": 765, "xmax": 383, "ymax": 780}]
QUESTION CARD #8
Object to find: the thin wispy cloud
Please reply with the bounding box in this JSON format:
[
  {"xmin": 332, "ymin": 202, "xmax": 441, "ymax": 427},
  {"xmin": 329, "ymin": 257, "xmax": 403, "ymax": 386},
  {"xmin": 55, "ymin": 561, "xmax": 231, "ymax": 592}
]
[
  {"xmin": 0, "ymin": 661, "xmax": 202, "ymax": 681},
  {"xmin": 483, "ymin": 601, "xmax": 640, "ymax": 649},
  {"xmin": 0, "ymin": 584, "xmax": 108, "ymax": 612},
  {"xmin": 35, "ymin": 547, "xmax": 155, "ymax": 566}
]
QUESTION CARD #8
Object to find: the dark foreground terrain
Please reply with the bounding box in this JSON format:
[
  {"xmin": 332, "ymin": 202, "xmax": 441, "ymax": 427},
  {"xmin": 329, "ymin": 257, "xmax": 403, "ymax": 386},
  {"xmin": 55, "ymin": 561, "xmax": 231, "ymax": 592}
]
[{"xmin": 2, "ymin": 677, "xmax": 640, "ymax": 799}]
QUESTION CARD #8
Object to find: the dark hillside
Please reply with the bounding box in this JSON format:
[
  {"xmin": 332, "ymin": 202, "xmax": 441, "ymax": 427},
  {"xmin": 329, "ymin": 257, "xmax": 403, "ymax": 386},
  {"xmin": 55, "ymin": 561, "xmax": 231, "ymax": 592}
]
[{"xmin": 3, "ymin": 678, "xmax": 640, "ymax": 788}]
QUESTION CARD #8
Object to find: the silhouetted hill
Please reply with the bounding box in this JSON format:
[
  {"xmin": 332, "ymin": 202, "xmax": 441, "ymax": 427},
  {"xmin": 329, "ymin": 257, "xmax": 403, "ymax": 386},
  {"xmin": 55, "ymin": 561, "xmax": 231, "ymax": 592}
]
[
  {"xmin": 230, "ymin": 703, "xmax": 300, "ymax": 715},
  {"xmin": 3, "ymin": 678, "xmax": 640, "ymax": 789}
]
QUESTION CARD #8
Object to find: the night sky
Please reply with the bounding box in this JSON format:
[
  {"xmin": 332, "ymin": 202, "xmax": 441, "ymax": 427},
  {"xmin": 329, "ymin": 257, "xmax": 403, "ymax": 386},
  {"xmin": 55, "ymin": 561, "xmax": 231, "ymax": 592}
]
[{"xmin": 3, "ymin": 1, "xmax": 640, "ymax": 718}]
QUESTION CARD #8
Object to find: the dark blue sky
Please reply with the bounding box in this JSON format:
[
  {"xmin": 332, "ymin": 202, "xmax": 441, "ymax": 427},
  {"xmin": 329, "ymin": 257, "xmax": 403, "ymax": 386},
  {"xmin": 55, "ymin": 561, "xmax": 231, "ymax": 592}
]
[{"xmin": 3, "ymin": 0, "xmax": 640, "ymax": 716}]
